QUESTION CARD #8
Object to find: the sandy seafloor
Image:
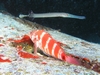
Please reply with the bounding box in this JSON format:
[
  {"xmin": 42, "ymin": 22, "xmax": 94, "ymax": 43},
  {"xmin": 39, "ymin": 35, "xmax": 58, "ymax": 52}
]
[{"xmin": 0, "ymin": 11, "xmax": 100, "ymax": 75}]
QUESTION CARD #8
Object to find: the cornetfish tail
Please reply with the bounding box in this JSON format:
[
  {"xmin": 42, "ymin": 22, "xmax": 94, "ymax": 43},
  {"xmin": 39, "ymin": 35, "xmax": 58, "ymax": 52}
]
[
  {"xmin": 61, "ymin": 53, "xmax": 80, "ymax": 65},
  {"xmin": 67, "ymin": 13, "xmax": 86, "ymax": 19}
]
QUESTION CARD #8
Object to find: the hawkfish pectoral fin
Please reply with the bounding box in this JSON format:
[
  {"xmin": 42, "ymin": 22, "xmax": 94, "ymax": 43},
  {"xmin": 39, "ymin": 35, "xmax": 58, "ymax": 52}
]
[{"xmin": 16, "ymin": 45, "xmax": 39, "ymax": 59}]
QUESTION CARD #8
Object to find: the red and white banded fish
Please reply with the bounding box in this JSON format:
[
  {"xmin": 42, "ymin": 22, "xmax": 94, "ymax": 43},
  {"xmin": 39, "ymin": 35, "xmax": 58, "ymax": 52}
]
[{"xmin": 28, "ymin": 30, "xmax": 80, "ymax": 65}]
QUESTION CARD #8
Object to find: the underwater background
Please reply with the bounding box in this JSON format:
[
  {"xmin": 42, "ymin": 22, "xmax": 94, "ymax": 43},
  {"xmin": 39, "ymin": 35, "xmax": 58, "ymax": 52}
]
[{"xmin": 0, "ymin": 0, "xmax": 99, "ymax": 43}]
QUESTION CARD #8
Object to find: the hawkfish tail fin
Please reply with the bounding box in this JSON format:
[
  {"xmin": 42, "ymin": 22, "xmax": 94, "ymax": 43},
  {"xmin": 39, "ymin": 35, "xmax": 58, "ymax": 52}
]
[{"xmin": 61, "ymin": 53, "xmax": 81, "ymax": 65}]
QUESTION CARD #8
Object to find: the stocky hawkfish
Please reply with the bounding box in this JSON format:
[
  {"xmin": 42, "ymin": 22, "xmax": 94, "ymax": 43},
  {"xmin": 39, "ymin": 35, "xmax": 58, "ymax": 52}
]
[{"xmin": 14, "ymin": 30, "xmax": 81, "ymax": 65}]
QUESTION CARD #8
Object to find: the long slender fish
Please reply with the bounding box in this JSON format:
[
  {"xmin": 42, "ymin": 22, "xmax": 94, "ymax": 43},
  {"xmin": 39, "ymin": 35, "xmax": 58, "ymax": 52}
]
[{"xmin": 19, "ymin": 12, "xmax": 85, "ymax": 19}]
